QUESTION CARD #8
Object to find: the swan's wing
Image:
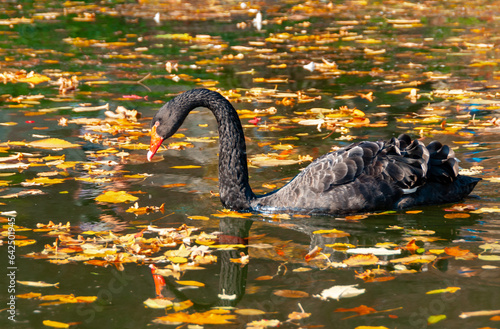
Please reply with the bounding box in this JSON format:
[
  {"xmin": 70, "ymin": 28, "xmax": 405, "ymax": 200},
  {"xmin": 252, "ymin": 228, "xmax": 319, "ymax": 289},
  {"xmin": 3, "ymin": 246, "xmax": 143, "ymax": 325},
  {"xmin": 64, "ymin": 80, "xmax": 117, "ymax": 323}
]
[{"xmin": 298, "ymin": 134, "xmax": 458, "ymax": 193}]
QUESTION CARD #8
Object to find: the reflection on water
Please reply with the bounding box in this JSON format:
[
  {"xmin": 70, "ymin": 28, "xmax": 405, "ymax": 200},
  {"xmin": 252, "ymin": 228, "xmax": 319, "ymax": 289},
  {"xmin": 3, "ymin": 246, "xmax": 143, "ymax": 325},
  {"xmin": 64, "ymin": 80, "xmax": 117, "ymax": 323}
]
[{"xmin": 0, "ymin": 0, "xmax": 499, "ymax": 328}]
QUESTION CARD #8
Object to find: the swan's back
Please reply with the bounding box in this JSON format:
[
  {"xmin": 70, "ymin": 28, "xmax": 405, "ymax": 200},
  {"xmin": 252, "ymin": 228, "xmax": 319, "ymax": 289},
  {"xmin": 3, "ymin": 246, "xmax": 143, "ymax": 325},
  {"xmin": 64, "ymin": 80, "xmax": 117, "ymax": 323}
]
[{"xmin": 251, "ymin": 134, "xmax": 479, "ymax": 214}]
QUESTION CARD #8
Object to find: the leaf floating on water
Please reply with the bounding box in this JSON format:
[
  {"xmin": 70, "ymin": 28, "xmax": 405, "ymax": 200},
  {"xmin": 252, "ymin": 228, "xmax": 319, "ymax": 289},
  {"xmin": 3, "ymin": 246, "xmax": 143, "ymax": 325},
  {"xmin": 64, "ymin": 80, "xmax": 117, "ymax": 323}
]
[
  {"xmin": 94, "ymin": 190, "xmax": 139, "ymax": 203},
  {"xmin": 334, "ymin": 304, "xmax": 377, "ymax": 315},
  {"xmin": 426, "ymin": 287, "xmax": 461, "ymax": 294},
  {"xmin": 211, "ymin": 210, "xmax": 252, "ymax": 218},
  {"xmin": 346, "ymin": 247, "xmax": 401, "ymax": 256},
  {"xmin": 390, "ymin": 254, "xmax": 436, "ymax": 264},
  {"xmin": 42, "ymin": 320, "xmax": 70, "ymax": 328},
  {"xmin": 444, "ymin": 246, "xmax": 471, "ymax": 257},
  {"xmin": 247, "ymin": 319, "xmax": 281, "ymax": 328},
  {"xmin": 459, "ymin": 309, "xmax": 500, "ymax": 319},
  {"xmin": 312, "ymin": 228, "xmax": 350, "ymax": 237},
  {"xmin": 17, "ymin": 281, "xmax": 59, "ymax": 288},
  {"xmin": 14, "ymin": 239, "xmax": 37, "ymax": 247},
  {"xmin": 255, "ymin": 275, "xmax": 274, "ymax": 281},
  {"xmin": 234, "ymin": 309, "xmax": 267, "ymax": 316},
  {"xmin": 273, "ymin": 289, "xmax": 309, "ymax": 298},
  {"xmin": 17, "ymin": 292, "xmax": 43, "ymax": 299},
  {"xmin": 154, "ymin": 310, "xmax": 235, "ymax": 325},
  {"xmin": 288, "ymin": 311, "xmax": 311, "ymax": 320},
  {"xmin": 343, "ymin": 254, "xmax": 379, "ymax": 266},
  {"xmin": 478, "ymin": 255, "xmax": 500, "ymax": 261},
  {"xmin": 443, "ymin": 213, "xmax": 470, "ymax": 219},
  {"xmin": 314, "ymin": 284, "xmax": 365, "ymax": 301},
  {"xmin": 175, "ymin": 280, "xmax": 205, "ymax": 287},
  {"xmin": 304, "ymin": 246, "xmax": 323, "ymax": 261},
  {"xmin": 144, "ymin": 298, "xmax": 174, "ymax": 308},
  {"xmin": 427, "ymin": 314, "xmax": 446, "ymax": 325},
  {"xmin": 28, "ymin": 138, "xmax": 80, "ymax": 149}
]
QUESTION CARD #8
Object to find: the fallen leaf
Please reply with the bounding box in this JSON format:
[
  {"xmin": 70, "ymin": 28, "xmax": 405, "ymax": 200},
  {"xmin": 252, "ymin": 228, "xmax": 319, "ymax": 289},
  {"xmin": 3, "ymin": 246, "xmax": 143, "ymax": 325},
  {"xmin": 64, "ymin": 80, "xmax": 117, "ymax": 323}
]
[
  {"xmin": 42, "ymin": 320, "xmax": 70, "ymax": 328},
  {"xmin": 444, "ymin": 246, "xmax": 470, "ymax": 257},
  {"xmin": 335, "ymin": 305, "xmax": 377, "ymax": 315},
  {"xmin": 273, "ymin": 289, "xmax": 309, "ymax": 298},
  {"xmin": 459, "ymin": 309, "xmax": 500, "ymax": 318},
  {"xmin": 143, "ymin": 298, "xmax": 173, "ymax": 309},
  {"xmin": 314, "ymin": 284, "xmax": 365, "ymax": 301},
  {"xmin": 427, "ymin": 314, "xmax": 446, "ymax": 324},
  {"xmin": 426, "ymin": 287, "xmax": 461, "ymax": 294},
  {"xmin": 175, "ymin": 280, "xmax": 205, "ymax": 287},
  {"xmin": 95, "ymin": 190, "xmax": 139, "ymax": 203},
  {"xmin": 288, "ymin": 311, "xmax": 311, "ymax": 320},
  {"xmin": 154, "ymin": 310, "xmax": 235, "ymax": 325},
  {"xmin": 343, "ymin": 254, "xmax": 379, "ymax": 266},
  {"xmin": 28, "ymin": 138, "xmax": 79, "ymax": 149},
  {"xmin": 234, "ymin": 309, "xmax": 266, "ymax": 316},
  {"xmin": 17, "ymin": 281, "xmax": 59, "ymax": 288}
]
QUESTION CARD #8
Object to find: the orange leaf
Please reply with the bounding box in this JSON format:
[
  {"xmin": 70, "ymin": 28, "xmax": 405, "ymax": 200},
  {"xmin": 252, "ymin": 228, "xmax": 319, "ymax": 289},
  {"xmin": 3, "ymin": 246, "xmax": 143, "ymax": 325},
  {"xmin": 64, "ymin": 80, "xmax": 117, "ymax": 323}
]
[
  {"xmin": 334, "ymin": 305, "xmax": 377, "ymax": 315},
  {"xmin": 154, "ymin": 310, "xmax": 235, "ymax": 325},
  {"xmin": 343, "ymin": 254, "xmax": 379, "ymax": 266},
  {"xmin": 444, "ymin": 213, "xmax": 470, "ymax": 219},
  {"xmin": 273, "ymin": 289, "xmax": 309, "ymax": 298},
  {"xmin": 402, "ymin": 239, "xmax": 419, "ymax": 252},
  {"xmin": 305, "ymin": 246, "xmax": 323, "ymax": 261},
  {"xmin": 255, "ymin": 275, "xmax": 274, "ymax": 281},
  {"xmin": 444, "ymin": 246, "xmax": 470, "ymax": 257}
]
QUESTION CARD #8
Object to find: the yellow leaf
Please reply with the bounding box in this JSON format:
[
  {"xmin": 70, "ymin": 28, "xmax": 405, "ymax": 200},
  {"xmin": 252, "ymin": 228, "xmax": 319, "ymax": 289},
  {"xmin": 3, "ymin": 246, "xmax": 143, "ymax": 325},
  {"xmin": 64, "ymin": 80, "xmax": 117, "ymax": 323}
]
[
  {"xmin": 387, "ymin": 88, "xmax": 419, "ymax": 94},
  {"xmin": 144, "ymin": 298, "xmax": 173, "ymax": 309},
  {"xmin": 427, "ymin": 314, "xmax": 446, "ymax": 325},
  {"xmin": 188, "ymin": 215, "xmax": 210, "ymax": 221},
  {"xmin": 95, "ymin": 190, "xmax": 138, "ymax": 203},
  {"xmin": 42, "ymin": 320, "xmax": 70, "ymax": 328},
  {"xmin": 28, "ymin": 138, "xmax": 79, "ymax": 149},
  {"xmin": 23, "ymin": 177, "xmax": 66, "ymax": 186},
  {"xmin": 209, "ymin": 244, "xmax": 247, "ymax": 249},
  {"xmin": 17, "ymin": 74, "xmax": 51, "ymax": 85},
  {"xmin": 14, "ymin": 239, "xmax": 37, "ymax": 247},
  {"xmin": 17, "ymin": 281, "xmax": 58, "ymax": 288},
  {"xmin": 155, "ymin": 309, "xmax": 235, "ymax": 325},
  {"xmin": 17, "ymin": 292, "xmax": 42, "ymax": 299},
  {"xmin": 271, "ymin": 144, "xmax": 294, "ymax": 150},
  {"xmin": 426, "ymin": 287, "xmax": 461, "ymax": 294},
  {"xmin": 175, "ymin": 280, "xmax": 205, "ymax": 287},
  {"xmin": 478, "ymin": 254, "xmax": 500, "ymax": 261},
  {"xmin": 173, "ymin": 299, "xmax": 194, "ymax": 312},
  {"xmin": 170, "ymin": 165, "xmax": 201, "ymax": 169},
  {"xmin": 168, "ymin": 256, "xmax": 188, "ymax": 263}
]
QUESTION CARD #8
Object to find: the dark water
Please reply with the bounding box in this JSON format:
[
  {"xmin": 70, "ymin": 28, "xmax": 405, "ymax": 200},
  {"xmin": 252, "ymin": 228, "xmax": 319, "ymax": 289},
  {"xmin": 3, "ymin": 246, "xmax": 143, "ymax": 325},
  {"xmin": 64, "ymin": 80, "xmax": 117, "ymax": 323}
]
[{"xmin": 1, "ymin": 1, "xmax": 499, "ymax": 328}]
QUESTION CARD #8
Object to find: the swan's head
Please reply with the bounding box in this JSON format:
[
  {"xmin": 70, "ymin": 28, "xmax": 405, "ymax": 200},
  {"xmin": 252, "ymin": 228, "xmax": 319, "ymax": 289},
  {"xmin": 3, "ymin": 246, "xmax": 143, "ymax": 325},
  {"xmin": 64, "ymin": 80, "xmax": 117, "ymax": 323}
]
[
  {"xmin": 147, "ymin": 99, "xmax": 188, "ymax": 161},
  {"xmin": 147, "ymin": 120, "xmax": 164, "ymax": 161}
]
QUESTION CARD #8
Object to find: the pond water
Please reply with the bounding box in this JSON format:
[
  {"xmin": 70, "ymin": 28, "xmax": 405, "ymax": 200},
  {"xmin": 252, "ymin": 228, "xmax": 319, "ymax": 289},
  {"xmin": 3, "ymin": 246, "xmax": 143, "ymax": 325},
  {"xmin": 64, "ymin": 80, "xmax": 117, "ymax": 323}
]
[{"xmin": 1, "ymin": 0, "xmax": 499, "ymax": 328}]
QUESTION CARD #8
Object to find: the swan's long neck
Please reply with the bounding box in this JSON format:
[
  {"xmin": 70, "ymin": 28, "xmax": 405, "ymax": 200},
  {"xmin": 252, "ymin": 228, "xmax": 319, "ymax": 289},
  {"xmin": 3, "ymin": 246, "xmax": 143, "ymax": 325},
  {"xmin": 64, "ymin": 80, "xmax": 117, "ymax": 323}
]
[{"xmin": 178, "ymin": 89, "xmax": 255, "ymax": 210}]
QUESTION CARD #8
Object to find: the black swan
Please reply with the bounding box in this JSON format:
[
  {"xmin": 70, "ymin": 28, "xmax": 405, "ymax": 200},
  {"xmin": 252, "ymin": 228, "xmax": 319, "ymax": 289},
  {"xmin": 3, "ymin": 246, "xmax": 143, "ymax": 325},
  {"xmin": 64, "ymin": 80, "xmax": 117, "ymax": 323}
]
[{"xmin": 147, "ymin": 88, "xmax": 480, "ymax": 215}]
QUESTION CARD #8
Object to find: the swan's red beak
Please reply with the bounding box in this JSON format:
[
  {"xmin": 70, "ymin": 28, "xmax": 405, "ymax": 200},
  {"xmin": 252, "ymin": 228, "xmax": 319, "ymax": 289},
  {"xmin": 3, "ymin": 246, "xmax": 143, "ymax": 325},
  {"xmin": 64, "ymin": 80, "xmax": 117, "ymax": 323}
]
[{"xmin": 147, "ymin": 123, "xmax": 164, "ymax": 162}]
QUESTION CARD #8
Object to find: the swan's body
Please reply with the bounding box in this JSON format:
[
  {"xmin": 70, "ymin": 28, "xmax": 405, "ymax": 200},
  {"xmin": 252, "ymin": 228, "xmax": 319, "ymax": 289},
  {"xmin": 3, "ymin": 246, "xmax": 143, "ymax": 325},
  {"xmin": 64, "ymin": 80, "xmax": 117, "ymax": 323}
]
[{"xmin": 148, "ymin": 88, "xmax": 480, "ymax": 215}]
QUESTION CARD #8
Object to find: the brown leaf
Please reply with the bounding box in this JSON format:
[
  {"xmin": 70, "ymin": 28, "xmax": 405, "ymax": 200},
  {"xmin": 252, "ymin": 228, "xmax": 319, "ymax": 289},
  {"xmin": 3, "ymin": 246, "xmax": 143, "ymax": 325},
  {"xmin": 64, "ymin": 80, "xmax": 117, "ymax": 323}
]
[
  {"xmin": 273, "ymin": 289, "xmax": 309, "ymax": 298},
  {"xmin": 343, "ymin": 254, "xmax": 379, "ymax": 266}
]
